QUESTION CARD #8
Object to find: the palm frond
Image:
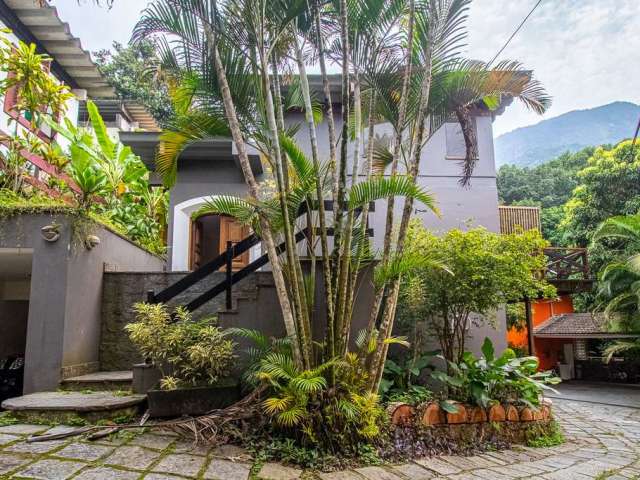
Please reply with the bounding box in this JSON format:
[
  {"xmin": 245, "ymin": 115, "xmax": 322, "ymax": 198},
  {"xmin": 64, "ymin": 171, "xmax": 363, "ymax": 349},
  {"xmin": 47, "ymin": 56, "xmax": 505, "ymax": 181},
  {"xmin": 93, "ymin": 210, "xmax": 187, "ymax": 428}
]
[
  {"xmin": 373, "ymin": 249, "xmax": 450, "ymax": 287},
  {"xmin": 192, "ymin": 195, "xmax": 259, "ymax": 226},
  {"xmin": 593, "ymin": 215, "xmax": 640, "ymax": 244},
  {"xmin": 347, "ymin": 175, "xmax": 439, "ymax": 213}
]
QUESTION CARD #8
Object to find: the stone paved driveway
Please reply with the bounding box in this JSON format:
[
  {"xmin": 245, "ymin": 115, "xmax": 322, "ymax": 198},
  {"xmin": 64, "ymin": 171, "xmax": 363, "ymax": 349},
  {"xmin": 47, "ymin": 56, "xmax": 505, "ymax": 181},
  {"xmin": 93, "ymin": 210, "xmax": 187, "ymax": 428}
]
[{"xmin": 0, "ymin": 398, "xmax": 638, "ymax": 479}]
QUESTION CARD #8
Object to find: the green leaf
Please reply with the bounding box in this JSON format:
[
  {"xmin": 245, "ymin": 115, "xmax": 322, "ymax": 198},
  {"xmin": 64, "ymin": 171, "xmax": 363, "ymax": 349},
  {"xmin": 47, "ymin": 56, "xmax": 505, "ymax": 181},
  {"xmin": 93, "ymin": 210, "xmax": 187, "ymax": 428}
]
[
  {"xmin": 347, "ymin": 176, "xmax": 440, "ymax": 214},
  {"xmin": 86, "ymin": 99, "xmax": 114, "ymax": 157},
  {"xmin": 481, "ymin": 337, "xmax": 495, "ymax": 361},
  {"xmin": 440, "ymin": 400, "xmax": 459, "ymax": 414}
]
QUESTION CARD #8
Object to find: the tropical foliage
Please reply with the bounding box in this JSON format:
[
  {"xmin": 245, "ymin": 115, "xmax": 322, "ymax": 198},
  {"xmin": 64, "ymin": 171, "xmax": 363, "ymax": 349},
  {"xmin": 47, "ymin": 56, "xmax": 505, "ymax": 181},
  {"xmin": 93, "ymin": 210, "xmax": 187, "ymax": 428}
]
[
  {"xmin": 498, "ymin": 141, "xmax": 640, "ymax": 310},
  {"xmin": 398, "ymin": 221, "xmax": 555, "ymax": 363},
  {"xmin": 432, "ymin": 338, "xmax": 560, "ymax": 408},
  {"xmin": 592, "ymin": 214, "xmax": 640, "ymax": 360},
  {"xmin": 126, "ymin": 303, "xmax": 236, "ymax": 390},
  {"xmin": 380, "ymin": 354, "xmax": 435, "ymax": 405},
  {"xmin": 95, "ymin": 40, "xmax": 174, "ymax": 126},
  {"xmin": 0, "ymin": 29, "xmax": 73, "ymax": 128},
  {"xmin": 0, "ymin": 28, "xmax": 167, "ymax": 254},
  {"xmin": 497, "ymin": 147, "xmax": 593, "ymax": 244},
  {"xmin": 131, "ymin": 0, "xmax": 548, "ymax": 445}
]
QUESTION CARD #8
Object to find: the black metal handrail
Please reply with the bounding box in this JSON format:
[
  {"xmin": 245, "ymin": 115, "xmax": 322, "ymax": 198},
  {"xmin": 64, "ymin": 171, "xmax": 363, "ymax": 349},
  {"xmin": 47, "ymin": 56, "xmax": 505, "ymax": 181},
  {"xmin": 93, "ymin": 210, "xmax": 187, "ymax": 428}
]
[
  {"xmin": 184, "ymin": 227, "xmax": 310, "ymax": 312},
  {"xmin": 147, "ymin": 200, "xmax": 374, "ymax": 313},
  {"xmin": 149, "ymin": 232, "xmax": 260, "ymax": 304}
]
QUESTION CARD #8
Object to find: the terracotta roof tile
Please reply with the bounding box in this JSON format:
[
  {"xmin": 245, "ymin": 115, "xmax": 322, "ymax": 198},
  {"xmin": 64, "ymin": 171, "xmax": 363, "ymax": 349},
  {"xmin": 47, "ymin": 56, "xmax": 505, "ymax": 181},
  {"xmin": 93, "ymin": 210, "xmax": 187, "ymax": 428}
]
[{"xmin": 533, "ymin": 313, "xmax": 617, "ymax": 337}]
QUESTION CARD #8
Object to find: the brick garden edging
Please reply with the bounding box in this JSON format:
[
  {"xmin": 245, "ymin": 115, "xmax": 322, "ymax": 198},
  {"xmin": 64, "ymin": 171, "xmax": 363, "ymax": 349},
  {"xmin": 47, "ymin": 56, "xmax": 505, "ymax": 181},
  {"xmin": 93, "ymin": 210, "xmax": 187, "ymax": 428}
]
[{"xmin": 387, "ymin": 398, "xmax": 553, "ymax": 428}]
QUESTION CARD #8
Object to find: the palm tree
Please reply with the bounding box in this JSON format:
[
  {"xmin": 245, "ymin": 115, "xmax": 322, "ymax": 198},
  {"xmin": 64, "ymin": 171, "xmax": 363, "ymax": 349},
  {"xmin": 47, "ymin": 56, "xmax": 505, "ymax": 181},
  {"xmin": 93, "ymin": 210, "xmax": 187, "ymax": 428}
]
[
  {"xmin": 593, "ymin": 214, "xmax": 640, "ymax": 360},
  {"xmin": 132, "ymin": 0, "xmax": 549, "ymax": 402}
]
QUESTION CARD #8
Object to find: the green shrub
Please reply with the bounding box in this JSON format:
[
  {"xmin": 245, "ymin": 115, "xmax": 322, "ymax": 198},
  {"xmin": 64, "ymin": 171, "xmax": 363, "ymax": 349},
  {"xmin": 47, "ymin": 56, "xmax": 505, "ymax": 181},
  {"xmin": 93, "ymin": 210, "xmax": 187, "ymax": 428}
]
[
  {"xmin": 125, "ymin": 303, "xmax": 235, "ymax": 389},
  {"xmin": 380, "ymin": 354, "xmax": 435, "ymax": 405},
  {"xmin": 432, "ymin": 338, "xmax": 560, "ymax": 408}
]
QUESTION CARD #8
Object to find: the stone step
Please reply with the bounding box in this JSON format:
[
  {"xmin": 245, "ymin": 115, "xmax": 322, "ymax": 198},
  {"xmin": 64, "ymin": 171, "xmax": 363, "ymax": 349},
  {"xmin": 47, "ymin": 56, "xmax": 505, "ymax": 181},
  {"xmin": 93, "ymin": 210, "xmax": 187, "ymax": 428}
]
[
  {"xmin": 1, "ymin": 391, "xmax": 146, "ymax": 423},
  {"xmin": 60, "ymin": 371, "xmax": 133, "ymax": 392}
]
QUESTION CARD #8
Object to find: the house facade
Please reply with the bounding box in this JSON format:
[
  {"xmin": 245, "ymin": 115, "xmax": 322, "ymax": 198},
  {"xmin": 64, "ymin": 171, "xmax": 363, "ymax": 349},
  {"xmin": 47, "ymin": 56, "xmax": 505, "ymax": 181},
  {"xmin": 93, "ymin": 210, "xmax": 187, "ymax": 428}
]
[
  {"xmin": 122, "ymin": 83, "xmax": 509, "ymax": 355},
  {"xmin": 0, "ymin": 1, "xmax": 165, "ymax": 395},
  {"xmin": 0, "ymin": 0, "xmax": 514, "ymax": 397}
]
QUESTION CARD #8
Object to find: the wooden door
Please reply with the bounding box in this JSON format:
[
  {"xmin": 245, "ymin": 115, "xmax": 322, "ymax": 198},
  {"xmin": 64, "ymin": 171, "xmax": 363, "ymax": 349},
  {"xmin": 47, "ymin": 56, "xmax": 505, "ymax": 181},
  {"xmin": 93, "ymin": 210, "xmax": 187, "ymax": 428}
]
[
  {"xmin": 189, "ymin": 219, "xmax": 203, "ymax": 270},
  {"xmin": 219, "ymin": 216, "xmax": 250, "ymax": 270}
]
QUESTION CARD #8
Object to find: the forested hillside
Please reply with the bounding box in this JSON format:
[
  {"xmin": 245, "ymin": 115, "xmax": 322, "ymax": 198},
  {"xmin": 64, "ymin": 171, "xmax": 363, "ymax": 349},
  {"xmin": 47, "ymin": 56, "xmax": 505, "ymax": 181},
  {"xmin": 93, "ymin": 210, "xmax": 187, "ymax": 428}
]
[
  {"xmin": 495, "ymin": 102, "xmax": 640, "ymax": 168},
  {"xmin": 498, "ymin": 141, "xmax": 640, "ymax": 308}
]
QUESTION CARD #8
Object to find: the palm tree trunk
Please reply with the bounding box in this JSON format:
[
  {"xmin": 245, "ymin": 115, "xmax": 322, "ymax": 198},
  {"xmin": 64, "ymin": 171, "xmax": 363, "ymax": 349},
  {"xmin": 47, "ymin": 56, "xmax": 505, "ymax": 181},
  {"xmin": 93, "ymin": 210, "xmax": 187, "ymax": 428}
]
[
  {"xmin": 208, "ymin": 31, "xmax": 303, "ymax": 368},
  {"xmin": 370, "ymin": 46, "xmax": 434, "ymax": 392},
  {"xmin": 364, "ymin": 0, "xmax": 416, "ymax": 351},
  {"xmin": 293, "ymin": 32, "xmax": 335, "ymax": 349},
  {"xmin": 337, "ymin": 77, "xmax": 363, "ymax": 353},
  {"xmin": 347, "ymin": 90, "xmax": 376, "ymax": 337},
  {"xmin": 258, "ymin": 46, "xmax": 312, "ymax": 369},
  {"xmin": 313, "ymin": 0, "xmax": 338, "ymax": 219},
  {"xmin": 333, "ymin": 0, "xmax": 351, "ymax": 351}
]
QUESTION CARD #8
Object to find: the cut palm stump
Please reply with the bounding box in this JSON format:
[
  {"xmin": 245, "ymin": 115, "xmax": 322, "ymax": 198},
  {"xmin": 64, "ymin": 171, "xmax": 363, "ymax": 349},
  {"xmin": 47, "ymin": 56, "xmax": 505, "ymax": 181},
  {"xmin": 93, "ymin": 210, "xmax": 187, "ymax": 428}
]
[
  {"xmin": 446, "ymin": 403, "xmax": 467, "ymax": 424},
  {"xmin": 505, "ymin": 404, "xmax": 519, "ymax": 422},
  {"xmin": 488, "ymin": 404, "xmax": 506, "ymax": 422},
  {"xmin": 420, "ymin": 402, "xmax": 446, "ymax": 426},
  {"xmin": 387, "ymin": 402, "xmax": 416, "ymax": 426}
]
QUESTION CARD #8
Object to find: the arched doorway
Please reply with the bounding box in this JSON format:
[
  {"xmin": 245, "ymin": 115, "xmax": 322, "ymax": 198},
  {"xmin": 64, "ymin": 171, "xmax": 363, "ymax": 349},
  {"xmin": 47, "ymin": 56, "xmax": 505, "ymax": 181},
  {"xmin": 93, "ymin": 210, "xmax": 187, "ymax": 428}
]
[{"xmin": 190, "ymin": 214, "xmax": 250, "ymax": 271}]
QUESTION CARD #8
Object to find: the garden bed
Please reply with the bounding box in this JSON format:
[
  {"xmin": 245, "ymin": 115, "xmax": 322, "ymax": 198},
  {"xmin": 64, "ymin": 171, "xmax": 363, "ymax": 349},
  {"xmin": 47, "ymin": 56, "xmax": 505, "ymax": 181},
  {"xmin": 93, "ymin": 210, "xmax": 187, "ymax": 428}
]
[
  {"xmin": 373, "ymin": 400, "xmax": 560, "ymax": 464},
  {"xmin": 387, "ymin": 399, "xmax": 553, "ymax": 427}
]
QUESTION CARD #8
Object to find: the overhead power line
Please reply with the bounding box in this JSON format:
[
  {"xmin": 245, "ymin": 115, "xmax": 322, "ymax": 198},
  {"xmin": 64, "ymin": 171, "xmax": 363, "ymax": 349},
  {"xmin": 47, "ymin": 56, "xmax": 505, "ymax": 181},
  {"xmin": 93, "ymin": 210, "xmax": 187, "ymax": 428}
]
[{"xmin": 488, "ymin": 0, "xmax": 543, "ymax": 66}]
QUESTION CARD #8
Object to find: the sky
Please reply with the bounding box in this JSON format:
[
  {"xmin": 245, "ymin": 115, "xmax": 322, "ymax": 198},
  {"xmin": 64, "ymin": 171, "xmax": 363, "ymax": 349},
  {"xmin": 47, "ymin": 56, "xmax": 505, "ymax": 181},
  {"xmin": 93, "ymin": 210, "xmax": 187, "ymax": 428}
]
[{"xmin": 49, "ymin": 0, "xmax": 640, "ymax": 137}]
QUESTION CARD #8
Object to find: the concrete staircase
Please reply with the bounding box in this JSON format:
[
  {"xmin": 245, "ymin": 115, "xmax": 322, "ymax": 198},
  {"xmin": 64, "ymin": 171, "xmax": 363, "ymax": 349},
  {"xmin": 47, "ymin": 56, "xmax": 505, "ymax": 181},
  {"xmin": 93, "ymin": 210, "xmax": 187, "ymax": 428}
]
[
  {"xmin": 2, "ymin": 370, "xmax": 144, "ymax": 423},
  {"xmin": 60, "ymin": 371, "xmax": 133, "ymax": 392}
]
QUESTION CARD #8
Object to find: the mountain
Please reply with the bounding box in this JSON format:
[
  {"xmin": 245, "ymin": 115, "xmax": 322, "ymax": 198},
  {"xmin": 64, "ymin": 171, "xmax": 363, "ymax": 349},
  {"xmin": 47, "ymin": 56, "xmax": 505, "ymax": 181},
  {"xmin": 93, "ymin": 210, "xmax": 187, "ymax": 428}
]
[{"xmin": 495, "ymin": 101, "xmax": 640, "ymax": 168}]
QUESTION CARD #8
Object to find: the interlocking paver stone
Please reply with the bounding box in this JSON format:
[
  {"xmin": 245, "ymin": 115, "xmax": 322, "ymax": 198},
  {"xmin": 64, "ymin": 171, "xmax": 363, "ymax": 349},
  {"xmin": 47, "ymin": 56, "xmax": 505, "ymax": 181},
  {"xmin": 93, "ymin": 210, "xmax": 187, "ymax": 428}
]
[
  {"xmin": 317, "ymin": 471, "xmax": 364, "ymax": 480},
  {"xmin": 355, "ymin": 466, "xmax": 403, "ymax": 480},
  {"xmin": 53, "ymin": 442, "xmax": 114, "ymax": 461},
  {"xmin": 173, "ymin": 439, "xmax": 212, "ymax": 456},
  {"xmin": 258, "ymin": 462, "xmax": 302, "ymax": 479},
  {"xmin": 15, "ymin": 458, "xmax": 85, "ymax": 479},
  {"xmin": 103, "ymin": 445, "xmax": 161, "ymax": 470},
  {"xmin": 204, "ymin": 458, "xmax": 251, "ymax": 480},
  {"xmin": 0, "ymin": 433, "xmax": 20, "ymax": 445},
  {"xmin": 0, "ymin": 452, "xmax": 29, "ymax": 474},
  {"xmin": 131, "ymin": 433, "xmax": 176, "ymax": 450},
  {"xmin": 143, "ymin": 474, "xmax": 186, "ymax": 480},
  {"xmin": 0, "ymin": 424, "xmax": 48, "ymax": 435},
  {"xmin": 414, "ymin": 457, "xmax": 462, "ymax": 475},
  {"xmin": 4, "ymin": 438, "xmax": 67, "ymax": 454},
  {"xmin": 152, "ymin": 453, "xmax": 206, "ymax": 477},
  {"xmin": 73, "ymin": 466, "xmax": 140, "ymax": 480},
  {"xmin": 389, "ymin": 462, "xmax": 434, "ymax": 479},
  {"xmin": 211, "ymin": 444, "xmax": 250, "ymax": 459}
]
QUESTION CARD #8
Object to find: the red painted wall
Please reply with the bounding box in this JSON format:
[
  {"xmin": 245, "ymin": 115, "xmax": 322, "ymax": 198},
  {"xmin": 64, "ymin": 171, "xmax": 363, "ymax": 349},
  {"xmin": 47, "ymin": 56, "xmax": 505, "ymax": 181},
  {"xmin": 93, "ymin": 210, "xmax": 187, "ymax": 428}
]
[{"xmin": 506, "ymin": 295, "xmax": 575, "ymax": 370}]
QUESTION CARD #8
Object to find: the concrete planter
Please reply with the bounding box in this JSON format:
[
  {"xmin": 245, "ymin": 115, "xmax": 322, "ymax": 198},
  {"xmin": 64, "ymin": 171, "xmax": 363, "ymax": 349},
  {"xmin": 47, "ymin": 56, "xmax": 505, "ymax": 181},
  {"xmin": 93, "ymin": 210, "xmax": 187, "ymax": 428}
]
[
  {"xmin": 132, "ymin": 363, "xmax": 162, "ymax": 394},
  {"xmin": 147, "ymin": 383, "xmax": 241, "ymax": 418}
]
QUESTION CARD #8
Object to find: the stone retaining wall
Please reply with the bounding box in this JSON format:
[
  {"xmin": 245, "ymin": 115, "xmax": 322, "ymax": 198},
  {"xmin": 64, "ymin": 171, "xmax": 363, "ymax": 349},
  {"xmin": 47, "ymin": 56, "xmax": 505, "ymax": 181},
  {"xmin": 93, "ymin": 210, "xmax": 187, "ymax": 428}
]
[{"xmin": 99, "ymin": 271, "xmax": 258, "ymax": 370}]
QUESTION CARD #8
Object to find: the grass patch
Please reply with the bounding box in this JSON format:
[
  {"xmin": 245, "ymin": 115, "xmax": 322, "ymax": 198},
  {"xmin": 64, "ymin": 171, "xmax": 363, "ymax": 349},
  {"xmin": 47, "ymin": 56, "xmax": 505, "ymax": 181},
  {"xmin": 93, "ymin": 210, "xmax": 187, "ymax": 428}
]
[
  {"xmin": 526, "ymin": 420, "xmax": 564, "ymax": 448},
  {"xmin": 0, "ymin": 412, "xmax": 19, "ymax": 427}
]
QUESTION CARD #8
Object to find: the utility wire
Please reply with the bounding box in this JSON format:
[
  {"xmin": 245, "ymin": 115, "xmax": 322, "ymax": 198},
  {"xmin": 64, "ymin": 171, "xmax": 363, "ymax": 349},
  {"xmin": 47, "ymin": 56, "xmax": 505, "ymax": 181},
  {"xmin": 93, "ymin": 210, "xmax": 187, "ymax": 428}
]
[
  {"xmin": 630, "ymin": 114, "xmax": 640, "ymax": 158},
  {"xmin": 488, "ymin": 0, "xmax": 543, "ymax": 66}
]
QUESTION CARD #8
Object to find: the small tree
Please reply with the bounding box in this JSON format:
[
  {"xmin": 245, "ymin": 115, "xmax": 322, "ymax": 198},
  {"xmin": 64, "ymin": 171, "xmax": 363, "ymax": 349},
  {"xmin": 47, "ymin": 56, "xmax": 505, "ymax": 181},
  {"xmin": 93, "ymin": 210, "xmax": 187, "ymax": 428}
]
[{"xmin": 398, "ymin": 221, "xmax": 555, "ymax": 364}]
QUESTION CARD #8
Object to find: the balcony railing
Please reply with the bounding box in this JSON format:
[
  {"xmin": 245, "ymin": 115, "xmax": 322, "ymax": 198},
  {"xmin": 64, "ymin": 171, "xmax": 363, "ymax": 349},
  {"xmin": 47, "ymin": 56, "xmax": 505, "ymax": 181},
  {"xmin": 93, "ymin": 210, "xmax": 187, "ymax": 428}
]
[{"xmin": 543, "ymin": 247, "xmax": 590, "ymax": 281}]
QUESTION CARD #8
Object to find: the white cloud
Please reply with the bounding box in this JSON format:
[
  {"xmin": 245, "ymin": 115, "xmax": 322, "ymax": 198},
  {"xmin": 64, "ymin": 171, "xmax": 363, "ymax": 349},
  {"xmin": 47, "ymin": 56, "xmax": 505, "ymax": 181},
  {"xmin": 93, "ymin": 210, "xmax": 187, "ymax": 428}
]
[
  {"xmin": 466, "ymin": 0, "xmax": 640, "ymax": 136},
  {"xmin": 49, "ymin": 0, "xmax": 148, "ymax": 52}
]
